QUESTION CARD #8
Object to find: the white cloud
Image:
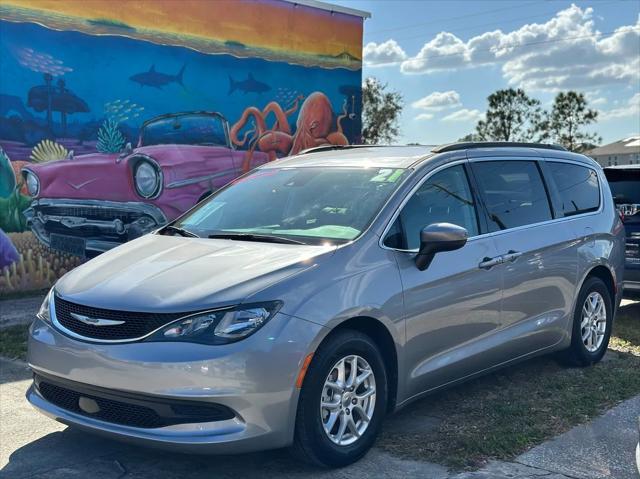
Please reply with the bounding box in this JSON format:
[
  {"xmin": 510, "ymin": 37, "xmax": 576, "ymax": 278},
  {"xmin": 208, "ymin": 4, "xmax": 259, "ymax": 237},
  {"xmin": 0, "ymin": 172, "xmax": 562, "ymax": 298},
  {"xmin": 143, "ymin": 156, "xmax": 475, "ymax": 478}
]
[
  {"xmin": 585, "ymin": 90, "xmax": 608, "ymax": 106},
  {"xmin": 415, "ymin": 113, "xmax": 435, "ymax": 121},
  {"xmin": 363, "ymin": 39, "xmax": 407, "ymax": 66},
  {"xmin": 441, "ymin": 109, "xmax": 484, "ymax": 123},
  {"xmin": 401, "ymin": 32, "xmax": 469, "ymax": 73},
  {"xmin": 411, "ymin": 90, "xmax": 461, "ymax": 111},
  {"xmin": 599, "ymin": 93, "xmax": 640, "ymax": 120},
  {"xmin": 399, "ymin": 4, "xmax": 640, "ymax": 91}
]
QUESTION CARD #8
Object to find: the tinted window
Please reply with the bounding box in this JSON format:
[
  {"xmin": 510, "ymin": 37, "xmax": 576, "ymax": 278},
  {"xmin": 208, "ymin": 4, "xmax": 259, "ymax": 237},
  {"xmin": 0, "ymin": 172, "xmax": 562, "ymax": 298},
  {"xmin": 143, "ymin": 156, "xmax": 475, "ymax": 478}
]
[
  {"xmin": 548, "ymin": 162, "xmax": 600, "ymax": 216},
  {"xmin": 385, "ymin": 165, "xmax": 478, "ymax": 250},
  {"xmin": 604, "ymin": 168, "xmax": 640, "ymax": 204},
  {"xmin": 473, "ymin": 161, "xmax": 552, "ymax": 230}
]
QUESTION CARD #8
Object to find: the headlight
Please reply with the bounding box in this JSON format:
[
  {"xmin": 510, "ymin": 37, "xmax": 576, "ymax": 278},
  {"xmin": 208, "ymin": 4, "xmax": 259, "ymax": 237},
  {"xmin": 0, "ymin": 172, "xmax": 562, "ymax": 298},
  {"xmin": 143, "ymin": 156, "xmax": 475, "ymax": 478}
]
[
  {"xmin": 25, "ymin": 171, "xmax": 40, "ymax": 197},
  {"xmin": 133, "ymin": 160, "xmax": 161, "ymax": 198},
  {"xmin": 37, "ymin": 288, "xmax": 54, "ymax": 323},
  {"xmin": 147, "ymin": 302, "xmax": 282, "ymax": 344}
]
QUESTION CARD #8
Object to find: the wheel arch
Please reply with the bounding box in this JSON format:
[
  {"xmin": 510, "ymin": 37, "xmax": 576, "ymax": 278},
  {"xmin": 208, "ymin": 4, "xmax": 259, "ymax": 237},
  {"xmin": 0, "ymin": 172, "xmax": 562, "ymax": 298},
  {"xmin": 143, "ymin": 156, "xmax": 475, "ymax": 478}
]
[
  {"xmin": 316, "ymin": 316, "xmax": 399, "ymax": 413},
  {"xmin": 582, "ymin": 264, "xmax": 616, "ymax": 303}
]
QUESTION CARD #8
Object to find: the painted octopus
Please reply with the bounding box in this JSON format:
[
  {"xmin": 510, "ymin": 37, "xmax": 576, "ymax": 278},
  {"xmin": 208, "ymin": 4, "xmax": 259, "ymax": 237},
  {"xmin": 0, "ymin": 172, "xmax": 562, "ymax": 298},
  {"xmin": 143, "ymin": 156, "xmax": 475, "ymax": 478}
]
[{"xmin": 230, "ymin": 92, "xmax": 351, "ymax": 172}]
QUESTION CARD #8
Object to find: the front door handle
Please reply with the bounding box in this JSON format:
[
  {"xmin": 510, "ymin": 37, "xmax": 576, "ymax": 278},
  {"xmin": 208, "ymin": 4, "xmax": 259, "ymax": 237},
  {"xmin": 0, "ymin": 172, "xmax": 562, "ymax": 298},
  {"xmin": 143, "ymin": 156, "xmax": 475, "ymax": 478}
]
[
  {"xmin": 503, "ymin": 250, "xmax": 523, "ymax": 263},
  {"xmin": 479, "ymin": 256, "xmax": 502, "ymax": 270}
]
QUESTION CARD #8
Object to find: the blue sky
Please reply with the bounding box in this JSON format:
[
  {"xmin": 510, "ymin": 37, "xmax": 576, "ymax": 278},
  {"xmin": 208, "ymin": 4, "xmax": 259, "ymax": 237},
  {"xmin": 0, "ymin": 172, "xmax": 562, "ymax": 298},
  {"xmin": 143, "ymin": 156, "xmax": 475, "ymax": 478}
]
[{"xmin": 333, "ymin": 0, "xmax": 640, "ymax": 145}]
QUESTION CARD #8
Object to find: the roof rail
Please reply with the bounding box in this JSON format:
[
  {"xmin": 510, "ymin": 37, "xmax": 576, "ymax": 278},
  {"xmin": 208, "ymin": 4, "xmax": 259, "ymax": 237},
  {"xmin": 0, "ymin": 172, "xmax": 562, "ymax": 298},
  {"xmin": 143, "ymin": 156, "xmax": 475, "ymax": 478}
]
[
  {"xmin": 296, "ymin": 144, "xmax": 383, "ymax": 155},
  {"xmin": 431, "ymin": 141, "xmax": 567, "ymax": 153}
]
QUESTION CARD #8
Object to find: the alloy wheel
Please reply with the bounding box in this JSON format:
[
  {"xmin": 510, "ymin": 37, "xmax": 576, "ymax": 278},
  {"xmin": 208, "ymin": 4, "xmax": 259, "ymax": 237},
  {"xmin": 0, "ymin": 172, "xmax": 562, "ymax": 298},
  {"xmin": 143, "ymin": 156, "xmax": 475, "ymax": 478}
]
[
  {"xmin": 320, "ymin": 354, "xmax": 376, "ymax": 446},
  {"xmin": 581, "ymin": 291, "xmax": 607, "ymax": 353}
]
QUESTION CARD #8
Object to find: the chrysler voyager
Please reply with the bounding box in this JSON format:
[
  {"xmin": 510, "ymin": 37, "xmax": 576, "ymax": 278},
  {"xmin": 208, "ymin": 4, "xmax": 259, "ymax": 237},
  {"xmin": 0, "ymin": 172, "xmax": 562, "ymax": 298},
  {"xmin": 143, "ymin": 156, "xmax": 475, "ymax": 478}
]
[{"xmin": 27, "ymin": 143, "xmax": 625, "ymax": 467}]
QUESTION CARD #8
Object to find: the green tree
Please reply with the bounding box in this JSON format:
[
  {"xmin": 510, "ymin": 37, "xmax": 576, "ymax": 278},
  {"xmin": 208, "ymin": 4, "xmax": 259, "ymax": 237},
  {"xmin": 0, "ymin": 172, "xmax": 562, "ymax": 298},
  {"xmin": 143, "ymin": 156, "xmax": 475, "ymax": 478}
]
[
  {"xmin": 362, "ymin": 77, "xmax": 403, "ymax": 144},
  {"xmin": 474, "ymin": 88, "xmax": 544, "ymax": 142},
  {"xmin": 458, "ymin": 132, "xmax": 483, "ymax": 142},
  {"xmin": 542, "ymin": 91, "xmax": 601, "ymax": 151}
]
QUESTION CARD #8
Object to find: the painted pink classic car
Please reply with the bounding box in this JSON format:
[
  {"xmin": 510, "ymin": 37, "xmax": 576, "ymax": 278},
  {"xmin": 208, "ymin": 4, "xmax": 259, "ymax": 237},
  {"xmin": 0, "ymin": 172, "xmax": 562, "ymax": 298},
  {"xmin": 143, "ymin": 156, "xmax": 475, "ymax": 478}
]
[{"xmin": 22, "ymin": 112, "xmax": 268, "ymax": 257}]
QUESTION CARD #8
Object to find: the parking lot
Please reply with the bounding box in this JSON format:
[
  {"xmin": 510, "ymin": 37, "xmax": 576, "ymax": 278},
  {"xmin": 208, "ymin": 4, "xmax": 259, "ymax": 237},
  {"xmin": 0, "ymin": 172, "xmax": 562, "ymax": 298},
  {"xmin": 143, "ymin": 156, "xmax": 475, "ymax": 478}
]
[{"xmin": 1, "ymin": 296, "xmax": 638, "ymax": 479}]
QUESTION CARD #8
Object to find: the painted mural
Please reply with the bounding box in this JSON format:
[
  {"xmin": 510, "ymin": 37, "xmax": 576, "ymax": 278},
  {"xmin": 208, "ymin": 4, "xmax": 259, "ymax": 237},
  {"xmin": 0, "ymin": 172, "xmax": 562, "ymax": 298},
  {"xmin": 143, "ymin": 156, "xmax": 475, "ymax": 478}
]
[{"xmin": 0, "ymin": 0, "xmax": 365, "ymax": 295}]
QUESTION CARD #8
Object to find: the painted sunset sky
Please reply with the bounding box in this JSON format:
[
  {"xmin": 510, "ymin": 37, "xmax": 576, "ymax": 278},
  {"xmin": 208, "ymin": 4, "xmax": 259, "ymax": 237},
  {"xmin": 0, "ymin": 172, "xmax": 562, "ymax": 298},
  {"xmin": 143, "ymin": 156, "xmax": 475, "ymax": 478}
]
[{"xmin": 0, "ymin": 0, "xmax": 364, "ymax": 69}]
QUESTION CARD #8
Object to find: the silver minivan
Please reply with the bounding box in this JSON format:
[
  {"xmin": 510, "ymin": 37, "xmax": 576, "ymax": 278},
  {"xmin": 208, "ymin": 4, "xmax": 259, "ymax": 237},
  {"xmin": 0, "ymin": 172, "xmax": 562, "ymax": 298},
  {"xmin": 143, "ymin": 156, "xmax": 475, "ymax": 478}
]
[{"xmin": 27, "ymin": 143, "xmax": 625, "ymax": 467}]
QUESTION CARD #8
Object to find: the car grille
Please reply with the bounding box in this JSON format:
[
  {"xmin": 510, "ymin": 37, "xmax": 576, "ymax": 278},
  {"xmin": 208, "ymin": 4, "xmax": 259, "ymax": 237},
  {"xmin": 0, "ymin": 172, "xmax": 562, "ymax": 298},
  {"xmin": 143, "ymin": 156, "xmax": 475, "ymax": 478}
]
[
  {"xmin": 36, "ymin": 376, "xmax": 234, "ymax": 429},
  {"xmin": 54, "ymin": 295, "xmax": 185, "ymax": 341}
]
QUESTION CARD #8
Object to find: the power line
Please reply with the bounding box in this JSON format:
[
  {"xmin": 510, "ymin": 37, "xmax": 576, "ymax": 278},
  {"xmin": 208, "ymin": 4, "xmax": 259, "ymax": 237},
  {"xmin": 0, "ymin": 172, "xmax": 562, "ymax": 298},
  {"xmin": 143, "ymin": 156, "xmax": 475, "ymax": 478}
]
[
  {"xmin": 384, "ymin": 0, "xmax": 622, "ymax": 43},
  {"xmin": 366, "ymin": 27, "xmax": 640, "ymax": 68},
  {"xmin": 366, "ymin": 0, "xmax": 541, "ymax": 35}
]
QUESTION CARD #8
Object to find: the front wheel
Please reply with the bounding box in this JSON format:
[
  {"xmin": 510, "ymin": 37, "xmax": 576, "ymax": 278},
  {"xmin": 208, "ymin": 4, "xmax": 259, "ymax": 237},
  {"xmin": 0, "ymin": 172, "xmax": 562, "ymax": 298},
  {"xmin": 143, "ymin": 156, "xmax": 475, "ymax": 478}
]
[
  {"xmin": 291, "ymin": 330, "xmax": 387, "ymax": 467},
  {"xmin": 561, "ymin": 276, "xmax": 613, "ymax": 366}
]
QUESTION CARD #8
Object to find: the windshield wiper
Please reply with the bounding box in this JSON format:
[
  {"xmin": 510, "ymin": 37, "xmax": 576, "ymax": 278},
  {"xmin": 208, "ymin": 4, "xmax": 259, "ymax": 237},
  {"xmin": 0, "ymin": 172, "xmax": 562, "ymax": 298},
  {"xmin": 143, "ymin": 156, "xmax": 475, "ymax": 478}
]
[
  {"xmin": 160, "ymin": 225, "xmax": 199, "ymax": 238},
  {"xmin": 207, "ymin": 233, "xmax": 306, "ymax": 245}
]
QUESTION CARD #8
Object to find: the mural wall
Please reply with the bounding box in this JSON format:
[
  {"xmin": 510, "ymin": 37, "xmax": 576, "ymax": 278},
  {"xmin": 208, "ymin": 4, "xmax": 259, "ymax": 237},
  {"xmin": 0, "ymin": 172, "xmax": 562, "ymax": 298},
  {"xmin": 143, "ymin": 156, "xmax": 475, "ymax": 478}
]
[{"xmin": 0, "ymin": 0, "xmax": 366, "ymax": 295}]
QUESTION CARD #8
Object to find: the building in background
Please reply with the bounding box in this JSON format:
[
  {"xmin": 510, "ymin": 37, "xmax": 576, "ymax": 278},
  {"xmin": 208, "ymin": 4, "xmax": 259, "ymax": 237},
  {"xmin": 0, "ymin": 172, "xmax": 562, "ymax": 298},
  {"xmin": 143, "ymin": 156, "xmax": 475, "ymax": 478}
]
[
  {"xmin": 0, "ymin": 0, "xmax": 369, "ymax": 295},
  {"xmin": 587, "ymin": 137, "xmax": 640, "ymax": 167}
]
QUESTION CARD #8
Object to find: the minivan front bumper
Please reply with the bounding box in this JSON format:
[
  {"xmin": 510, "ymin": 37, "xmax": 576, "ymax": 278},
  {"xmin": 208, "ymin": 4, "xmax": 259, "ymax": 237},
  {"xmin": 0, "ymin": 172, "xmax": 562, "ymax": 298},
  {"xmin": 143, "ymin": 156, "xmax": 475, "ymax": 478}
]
[{"xmin": 26, "ymin": 313, "xmax": 323, "ymax": 454}]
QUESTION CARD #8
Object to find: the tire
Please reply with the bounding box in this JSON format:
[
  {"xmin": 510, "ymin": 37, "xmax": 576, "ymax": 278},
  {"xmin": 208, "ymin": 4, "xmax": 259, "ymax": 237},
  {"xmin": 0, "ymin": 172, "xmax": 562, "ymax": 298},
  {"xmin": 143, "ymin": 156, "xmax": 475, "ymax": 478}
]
[
  {"xmin": 561, "ymin": 276, "xmax": 613, "ymax": 367},
  {"xmin": 291, "ymin": 329, "xmax": 388, "ymax": 468}
]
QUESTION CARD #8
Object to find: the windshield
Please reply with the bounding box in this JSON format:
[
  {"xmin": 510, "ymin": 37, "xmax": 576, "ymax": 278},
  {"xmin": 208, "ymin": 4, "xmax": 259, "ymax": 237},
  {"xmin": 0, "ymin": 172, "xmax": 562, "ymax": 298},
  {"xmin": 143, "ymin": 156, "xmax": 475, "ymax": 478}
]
[
  {"xmin": 604, "ymin": 169, "xmax": 640, "ymax": 204},
  {"xmin": 140, "ymin": 114, "xmax": 228, "ymax": 147},
  {"xmin": 175, "ymin": 166, "xmax": 410, "ymax": 244}
]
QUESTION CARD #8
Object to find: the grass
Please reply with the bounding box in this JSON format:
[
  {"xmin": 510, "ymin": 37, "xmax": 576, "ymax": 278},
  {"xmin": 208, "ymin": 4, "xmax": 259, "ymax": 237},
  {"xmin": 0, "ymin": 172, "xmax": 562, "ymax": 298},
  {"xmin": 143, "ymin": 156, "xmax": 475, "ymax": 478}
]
[
  {"xmin": 379, "ymin": 300, "xmax": 640, "ymax": 470},
  {"xmin": 0, "ymin": 323, "xmax": 30, "ymax": 360}
]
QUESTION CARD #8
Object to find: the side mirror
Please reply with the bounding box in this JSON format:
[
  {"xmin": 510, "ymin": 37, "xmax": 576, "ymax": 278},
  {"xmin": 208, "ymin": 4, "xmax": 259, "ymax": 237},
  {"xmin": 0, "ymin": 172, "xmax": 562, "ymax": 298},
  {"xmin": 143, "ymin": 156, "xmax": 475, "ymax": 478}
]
[{"xmin": 415, "ymin": 223, "xmax": 468, "ymax": 271}]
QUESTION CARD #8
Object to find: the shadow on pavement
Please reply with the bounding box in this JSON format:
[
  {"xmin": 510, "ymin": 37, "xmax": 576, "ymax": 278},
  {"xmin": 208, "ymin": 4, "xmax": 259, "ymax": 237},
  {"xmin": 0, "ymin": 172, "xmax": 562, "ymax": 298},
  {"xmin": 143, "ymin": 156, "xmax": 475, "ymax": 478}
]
[
  {"xmin": 2, "ymin": 427, "xmax": 313, "ymax": 479},
  {"xmin": 618, "ymin": 298, "xmax": 639, "ymax": 317},
  {"xmin": 1, "ymin": 425, "xmax": 427, "ymax": 479}
]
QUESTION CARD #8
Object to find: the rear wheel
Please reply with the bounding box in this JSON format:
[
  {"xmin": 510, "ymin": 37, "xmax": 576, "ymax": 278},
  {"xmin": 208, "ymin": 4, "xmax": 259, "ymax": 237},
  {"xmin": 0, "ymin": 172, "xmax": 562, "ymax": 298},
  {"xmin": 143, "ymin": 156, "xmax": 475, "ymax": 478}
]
[
  {"xmin": 562, "ymin": 277, "xmax": 613, "ymax": 366},
  {"xmin": 291, "ymin": 330, "xmax": 387, "ymax": 467}
]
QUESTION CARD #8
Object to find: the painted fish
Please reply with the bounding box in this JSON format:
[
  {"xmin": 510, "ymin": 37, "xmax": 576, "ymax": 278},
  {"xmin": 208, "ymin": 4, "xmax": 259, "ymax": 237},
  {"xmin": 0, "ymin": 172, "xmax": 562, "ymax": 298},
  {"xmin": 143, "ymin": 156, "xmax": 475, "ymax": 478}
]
[
  {"xmin": 228, "ymin": 73, "xmax": 271, "ymax": 95},
  {"xmin": 130, "ymin": 64, "xmax": 186, "ymax": 89}
]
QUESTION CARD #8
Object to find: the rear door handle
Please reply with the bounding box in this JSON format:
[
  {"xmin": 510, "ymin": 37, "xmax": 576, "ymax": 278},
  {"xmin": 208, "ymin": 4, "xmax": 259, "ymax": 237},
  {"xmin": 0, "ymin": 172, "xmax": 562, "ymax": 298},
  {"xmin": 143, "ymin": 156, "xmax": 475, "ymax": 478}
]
[
  {"xmin": 503, "ymin": 250, "xmax": 523, "ymax": 262},
  {"xmin": 479, "ymin": 256, "xmax": 502, "ymax": 270}
]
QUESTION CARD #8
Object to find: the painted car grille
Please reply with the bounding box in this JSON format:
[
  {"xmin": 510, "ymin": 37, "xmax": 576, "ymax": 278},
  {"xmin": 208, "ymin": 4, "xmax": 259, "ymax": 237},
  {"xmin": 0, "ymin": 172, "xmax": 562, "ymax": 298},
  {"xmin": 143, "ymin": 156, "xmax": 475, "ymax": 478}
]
[
  {"xmin": 37, "ymin": 204, "xmax": 144, "ymax": 223},
  {"xmin": 54, "ymin": 295, "xmax": 184, "ymax": 341}
]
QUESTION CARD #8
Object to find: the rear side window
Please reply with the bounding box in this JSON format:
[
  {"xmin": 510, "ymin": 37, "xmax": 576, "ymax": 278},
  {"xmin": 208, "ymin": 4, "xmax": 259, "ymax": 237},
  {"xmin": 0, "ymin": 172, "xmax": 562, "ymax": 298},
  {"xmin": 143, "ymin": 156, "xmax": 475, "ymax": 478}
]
[
  {"xmin": 384, "ymin": 165, "xmax": 479, "ymax": 249},
  {"xmin": 472, "ymin": 161, "xmax": 552, "ymax": 230},
  {"xmin": 603, "ymin": 168, "xmax": 640, "ymax": 205},
  {"xmin": 547, "ymin": 162, "xmax": 600, "ymax": 216}
]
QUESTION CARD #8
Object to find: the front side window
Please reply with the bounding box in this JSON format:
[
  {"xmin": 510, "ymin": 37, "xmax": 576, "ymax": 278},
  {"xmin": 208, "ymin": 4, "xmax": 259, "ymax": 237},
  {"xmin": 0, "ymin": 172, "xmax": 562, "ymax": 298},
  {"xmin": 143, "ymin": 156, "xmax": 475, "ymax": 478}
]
[
  {"xmin": 384, "ymin": 165, "xmax": 479, "ymax": 250},
  {"xmin": 472, "ymin": 160, "xmax": 552, "ymax": 231},
  {"xmin": 176, "ymin": 166, "xmax": 410, "ymax": 244},
  {"xmin": 548, "ymin": 162, "xmax": 600, "ymax": 216}
]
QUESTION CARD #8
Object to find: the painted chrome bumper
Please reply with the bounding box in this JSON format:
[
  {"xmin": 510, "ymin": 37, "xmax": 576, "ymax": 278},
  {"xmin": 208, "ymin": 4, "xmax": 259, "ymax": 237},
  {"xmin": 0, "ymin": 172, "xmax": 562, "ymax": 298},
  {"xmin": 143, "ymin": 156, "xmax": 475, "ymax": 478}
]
[
  {"xmin": 24, "ymin": 198, "xmax": 168, "ymax": 255},
  {"xmin": 26, "ymin": 313, "xmax": 322, "ymax": 453}
]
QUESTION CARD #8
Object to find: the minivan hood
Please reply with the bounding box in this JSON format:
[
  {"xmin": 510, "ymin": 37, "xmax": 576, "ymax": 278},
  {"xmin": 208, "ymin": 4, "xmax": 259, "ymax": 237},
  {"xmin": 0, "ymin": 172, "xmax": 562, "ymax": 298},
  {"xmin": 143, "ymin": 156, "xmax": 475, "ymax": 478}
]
[{"xmin": 55, "ymin": 234, "xmax": 335, "ymax": 312}]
